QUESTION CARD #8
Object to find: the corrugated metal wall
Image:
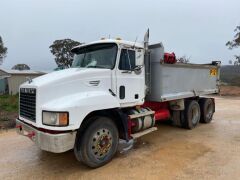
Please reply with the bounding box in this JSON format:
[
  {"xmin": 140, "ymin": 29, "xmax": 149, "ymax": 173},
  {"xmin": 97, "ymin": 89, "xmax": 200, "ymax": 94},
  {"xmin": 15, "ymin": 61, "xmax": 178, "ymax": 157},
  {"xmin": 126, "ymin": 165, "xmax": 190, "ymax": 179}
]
[
  {"xmin": 0, "ymin": 69, "xmax": 45, "ymax": 95},
  {"xmin": 7, "ymin": 74, "xmax": 41, "ymax": 95}
]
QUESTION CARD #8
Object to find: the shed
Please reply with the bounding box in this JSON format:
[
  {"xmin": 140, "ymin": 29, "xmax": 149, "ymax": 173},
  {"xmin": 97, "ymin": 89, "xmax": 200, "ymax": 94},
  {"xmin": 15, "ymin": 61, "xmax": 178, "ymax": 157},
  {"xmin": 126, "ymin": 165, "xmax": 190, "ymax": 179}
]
[
  {"xmin": 0, "ymin": 69, "xmax": 46, "ymax": 95},
  {"xmin": 0, "ymin": 76, "xmax": 8, "ymax": 94}
]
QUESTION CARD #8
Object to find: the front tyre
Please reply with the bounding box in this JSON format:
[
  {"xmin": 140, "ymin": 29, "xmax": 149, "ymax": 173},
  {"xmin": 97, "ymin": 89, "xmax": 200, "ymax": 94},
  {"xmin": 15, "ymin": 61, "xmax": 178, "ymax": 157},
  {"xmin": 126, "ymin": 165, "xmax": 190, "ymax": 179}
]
[{"xmin": 74, "ymin": 116, "xmax": 119, "ymax": 168}]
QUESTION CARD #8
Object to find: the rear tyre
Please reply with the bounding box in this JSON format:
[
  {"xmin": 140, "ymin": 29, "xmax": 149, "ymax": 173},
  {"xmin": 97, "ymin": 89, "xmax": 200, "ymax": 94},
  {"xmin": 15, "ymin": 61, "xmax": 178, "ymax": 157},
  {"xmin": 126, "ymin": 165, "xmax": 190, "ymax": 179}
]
[
  {"xmin": 74, "ymin": 116, "xmax": 119, "ymax": 168},
  {"xmin": 183, "ymin": 100, "xmax": 201, "ymax": 129},
  {"xmin": 199, "ymin": 98, "xmax": 214, "ymax": 123}
]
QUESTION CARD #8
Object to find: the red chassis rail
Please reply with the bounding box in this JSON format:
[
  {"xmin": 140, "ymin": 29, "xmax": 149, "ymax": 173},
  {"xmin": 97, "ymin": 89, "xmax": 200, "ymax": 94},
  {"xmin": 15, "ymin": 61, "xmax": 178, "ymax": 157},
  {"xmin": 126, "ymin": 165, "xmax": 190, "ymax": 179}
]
[{"xmin": 142, "ymin": 101, "xmax": 170, "ymax": 121}]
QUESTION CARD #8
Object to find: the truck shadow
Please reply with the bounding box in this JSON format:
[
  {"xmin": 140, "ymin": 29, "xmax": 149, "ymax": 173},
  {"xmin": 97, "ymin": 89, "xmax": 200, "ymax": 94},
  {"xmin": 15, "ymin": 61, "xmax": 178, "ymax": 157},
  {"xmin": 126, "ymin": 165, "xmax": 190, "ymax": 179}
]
[{"xmin": 32, "ymin": 121, "xmax": 204, "ymax": 177}]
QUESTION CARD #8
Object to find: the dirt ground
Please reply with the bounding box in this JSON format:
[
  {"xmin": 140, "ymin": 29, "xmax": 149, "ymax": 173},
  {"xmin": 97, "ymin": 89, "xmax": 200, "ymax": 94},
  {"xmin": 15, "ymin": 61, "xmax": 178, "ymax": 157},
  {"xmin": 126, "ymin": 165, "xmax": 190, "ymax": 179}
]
[
  {"xmin": 220, "ymin": 85, "xmax": 240, "ymax": 96},
  {"xmin": 0, "ymin": 96, "xmax": 240, "ymax": 180}
]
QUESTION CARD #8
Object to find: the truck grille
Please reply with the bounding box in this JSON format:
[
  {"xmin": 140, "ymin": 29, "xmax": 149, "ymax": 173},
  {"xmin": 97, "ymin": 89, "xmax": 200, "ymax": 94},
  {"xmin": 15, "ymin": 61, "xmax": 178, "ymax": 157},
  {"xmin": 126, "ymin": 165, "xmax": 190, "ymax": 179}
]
[{"xmin": 20, "ymin": 88, "xmax": 36, "ymax": 122}]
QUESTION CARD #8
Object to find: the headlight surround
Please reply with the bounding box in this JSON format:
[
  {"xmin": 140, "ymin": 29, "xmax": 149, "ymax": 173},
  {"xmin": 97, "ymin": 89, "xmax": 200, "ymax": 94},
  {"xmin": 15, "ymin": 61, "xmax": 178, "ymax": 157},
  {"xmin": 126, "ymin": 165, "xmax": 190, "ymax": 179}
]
[{"xmin": 42, "ymin": 111, "xmax": 69, "ymax": 126}]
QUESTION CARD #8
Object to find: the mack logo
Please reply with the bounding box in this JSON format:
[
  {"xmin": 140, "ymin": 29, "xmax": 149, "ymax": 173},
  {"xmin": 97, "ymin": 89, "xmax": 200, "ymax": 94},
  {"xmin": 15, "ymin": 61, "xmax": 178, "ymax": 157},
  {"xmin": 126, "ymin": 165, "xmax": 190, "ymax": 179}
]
[{"xmin": 20, "ymin": 88, "xmax": 36, "ymax": 94}]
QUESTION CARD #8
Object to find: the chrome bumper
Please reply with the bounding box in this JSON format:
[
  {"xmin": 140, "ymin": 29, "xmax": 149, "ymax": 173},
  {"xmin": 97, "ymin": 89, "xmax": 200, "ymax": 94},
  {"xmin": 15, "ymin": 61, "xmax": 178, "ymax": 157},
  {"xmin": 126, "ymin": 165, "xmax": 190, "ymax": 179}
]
[{"xmin": 16, "ymin": 119, "xmax": 77, "ymax": 153}]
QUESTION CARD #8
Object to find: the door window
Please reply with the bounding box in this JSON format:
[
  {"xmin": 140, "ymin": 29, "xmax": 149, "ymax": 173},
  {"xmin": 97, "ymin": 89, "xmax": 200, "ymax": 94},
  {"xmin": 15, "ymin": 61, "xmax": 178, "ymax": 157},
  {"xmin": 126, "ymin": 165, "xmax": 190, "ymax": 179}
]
[{"xmin": 119, "ymin": 49, "xmax": 135, "ymax": 70}]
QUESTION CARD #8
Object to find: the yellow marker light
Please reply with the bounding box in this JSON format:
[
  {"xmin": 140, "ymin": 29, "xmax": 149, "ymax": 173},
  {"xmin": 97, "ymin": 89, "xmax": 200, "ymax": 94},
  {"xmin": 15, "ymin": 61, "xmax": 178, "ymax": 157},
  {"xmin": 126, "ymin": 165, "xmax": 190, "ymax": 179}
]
[{"xmin": 59, "ymin": 113, "xmax": 69, "ymax": 126}]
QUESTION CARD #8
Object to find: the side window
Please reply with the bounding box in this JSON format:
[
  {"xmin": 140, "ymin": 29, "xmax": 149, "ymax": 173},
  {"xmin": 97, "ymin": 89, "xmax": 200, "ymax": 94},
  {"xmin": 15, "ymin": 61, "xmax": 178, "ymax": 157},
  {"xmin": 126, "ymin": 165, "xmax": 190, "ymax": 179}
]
[{"xmin": 119, "ymin": 49, "xmax": 135, "ymax": 70}]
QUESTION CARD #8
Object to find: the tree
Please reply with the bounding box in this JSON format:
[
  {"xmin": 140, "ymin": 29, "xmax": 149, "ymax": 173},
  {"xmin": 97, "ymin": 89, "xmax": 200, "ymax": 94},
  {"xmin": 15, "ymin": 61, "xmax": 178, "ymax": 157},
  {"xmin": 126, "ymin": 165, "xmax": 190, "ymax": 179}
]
[
  {"xmin": 233, "ymin": 55, "xmax": 240, "ymax": 65},
  {"xmin": 0, "ymin": 36, "xmax": 8, "ymax": 65},
  {"xmin": 226, "ymin": 25, "xmax": 240, "ymax": 65},
  {"xmin": 12, "ymin": 64, "xmax": 30, "ymax": 70},
  {"xmin": 177, "ymin": 55, "xmax": 190, "ymax": 64},
  {"xmin": 49, "ymin": 39, "xmax": 82, "ymax": 68}
]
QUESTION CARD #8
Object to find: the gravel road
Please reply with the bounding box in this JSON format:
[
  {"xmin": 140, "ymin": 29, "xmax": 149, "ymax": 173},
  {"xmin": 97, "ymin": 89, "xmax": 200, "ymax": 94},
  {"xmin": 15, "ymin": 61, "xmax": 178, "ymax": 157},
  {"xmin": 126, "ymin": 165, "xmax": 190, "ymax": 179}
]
[{"xmin": 0, "ymin": 96, "xmax": 240, "ymax": 180}]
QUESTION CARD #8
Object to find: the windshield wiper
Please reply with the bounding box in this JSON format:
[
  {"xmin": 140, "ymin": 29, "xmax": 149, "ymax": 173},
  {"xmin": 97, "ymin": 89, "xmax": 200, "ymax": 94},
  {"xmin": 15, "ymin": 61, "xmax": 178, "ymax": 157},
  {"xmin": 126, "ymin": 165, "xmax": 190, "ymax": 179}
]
[{"xmin": 87, "ymin": 65, "xmax": 106, "ymax": 69}]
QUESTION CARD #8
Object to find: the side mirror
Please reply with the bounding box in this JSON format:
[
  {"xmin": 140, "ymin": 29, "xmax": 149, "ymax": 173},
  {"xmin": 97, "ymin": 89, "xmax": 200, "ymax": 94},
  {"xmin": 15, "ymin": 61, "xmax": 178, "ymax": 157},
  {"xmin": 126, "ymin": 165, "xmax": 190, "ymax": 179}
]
[
  {"xmin": 133, "ymin": 65, "xmax": 143, "ymax": 75},
  {"xmin": 135, "ymin": 49, "xmax": 144, "ymax": 66}
]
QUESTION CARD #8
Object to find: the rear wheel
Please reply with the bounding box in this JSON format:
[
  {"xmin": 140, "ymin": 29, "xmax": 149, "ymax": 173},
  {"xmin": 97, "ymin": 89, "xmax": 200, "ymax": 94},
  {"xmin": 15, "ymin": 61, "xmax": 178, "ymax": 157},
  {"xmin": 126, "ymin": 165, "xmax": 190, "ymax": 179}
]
[
  {"xmin": 74, "ymin": 116, "xmax": 119, "ymax": 168},
  {"xmin": 199, "ymin": 98, "xmax": 214, "ymax": 123},
  {"xmin": 183, "ymin": 100, "xmax": 201, "ymax": 129}
]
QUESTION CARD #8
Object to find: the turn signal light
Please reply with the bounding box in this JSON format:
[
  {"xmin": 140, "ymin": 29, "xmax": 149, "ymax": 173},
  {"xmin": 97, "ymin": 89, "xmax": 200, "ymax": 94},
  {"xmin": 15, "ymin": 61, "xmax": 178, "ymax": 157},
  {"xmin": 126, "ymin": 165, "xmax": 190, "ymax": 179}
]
[{"xmin": 59, "ymin": 113, "xmax": 68, "ymax": 126}]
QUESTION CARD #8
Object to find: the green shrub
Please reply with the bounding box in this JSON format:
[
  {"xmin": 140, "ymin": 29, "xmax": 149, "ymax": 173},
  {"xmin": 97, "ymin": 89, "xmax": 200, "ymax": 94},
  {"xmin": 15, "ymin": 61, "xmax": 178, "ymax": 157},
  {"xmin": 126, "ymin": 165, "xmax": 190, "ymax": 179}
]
[{"xmin": 0, "ymin": 95, "xmax": 18, "ymax": 112}]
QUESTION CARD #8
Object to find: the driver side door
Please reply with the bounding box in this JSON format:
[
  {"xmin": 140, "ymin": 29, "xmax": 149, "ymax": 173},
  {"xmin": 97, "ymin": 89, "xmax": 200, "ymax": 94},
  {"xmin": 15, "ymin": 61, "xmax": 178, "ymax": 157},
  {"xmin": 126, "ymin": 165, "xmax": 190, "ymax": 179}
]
[{"xmin": 116, "ymin": 48, "xmax": 145, "ymax": 106}]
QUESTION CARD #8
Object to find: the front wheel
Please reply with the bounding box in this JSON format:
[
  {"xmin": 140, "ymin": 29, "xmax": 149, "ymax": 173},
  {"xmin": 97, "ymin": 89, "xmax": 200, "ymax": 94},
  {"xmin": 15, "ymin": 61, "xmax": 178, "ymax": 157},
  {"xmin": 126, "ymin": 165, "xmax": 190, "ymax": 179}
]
[{"xmin": 74, "ymin": 116, "xmax": 119, "ymax": 168}]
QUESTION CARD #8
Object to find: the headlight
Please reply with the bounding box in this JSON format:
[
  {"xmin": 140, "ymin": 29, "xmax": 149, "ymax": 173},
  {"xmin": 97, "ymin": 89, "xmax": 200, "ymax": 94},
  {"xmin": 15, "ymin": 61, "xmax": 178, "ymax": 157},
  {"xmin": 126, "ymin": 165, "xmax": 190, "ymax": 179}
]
[{"xmin": 42, "ymin": 111, "xmax": 69, "ymax": 126}]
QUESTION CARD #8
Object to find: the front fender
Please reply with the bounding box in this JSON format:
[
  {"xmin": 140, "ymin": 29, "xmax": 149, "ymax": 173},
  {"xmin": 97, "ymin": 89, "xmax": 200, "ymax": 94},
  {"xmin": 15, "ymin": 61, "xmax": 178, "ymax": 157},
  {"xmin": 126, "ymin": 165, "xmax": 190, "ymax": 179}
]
[{"xmin": 41, "ymin": 91, "xmax": 120, "ymax": 130}]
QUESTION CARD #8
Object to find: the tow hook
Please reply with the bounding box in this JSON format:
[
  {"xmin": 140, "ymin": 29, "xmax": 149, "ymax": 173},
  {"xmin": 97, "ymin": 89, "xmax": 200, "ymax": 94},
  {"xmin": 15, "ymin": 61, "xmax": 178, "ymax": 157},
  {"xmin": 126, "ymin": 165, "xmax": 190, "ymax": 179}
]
[
  {"xmin": 26, "ymin": 131, "xmax": 35, "ymax": 139},
  {"xmin": 16, "ymin": 125, "xmax": 22, "ymax": 130},
  {"xmin": 16, "ymin": 125, "xmax": 35, "ymax": 139}
]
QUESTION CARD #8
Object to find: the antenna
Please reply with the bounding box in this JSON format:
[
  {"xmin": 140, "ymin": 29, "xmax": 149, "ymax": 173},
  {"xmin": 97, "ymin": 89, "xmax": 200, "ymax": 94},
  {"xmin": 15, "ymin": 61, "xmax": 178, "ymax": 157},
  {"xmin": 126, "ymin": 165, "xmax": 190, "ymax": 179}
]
[{"xmin": 132, "ymin": 36, "xmax": 138, "ymax": 49}]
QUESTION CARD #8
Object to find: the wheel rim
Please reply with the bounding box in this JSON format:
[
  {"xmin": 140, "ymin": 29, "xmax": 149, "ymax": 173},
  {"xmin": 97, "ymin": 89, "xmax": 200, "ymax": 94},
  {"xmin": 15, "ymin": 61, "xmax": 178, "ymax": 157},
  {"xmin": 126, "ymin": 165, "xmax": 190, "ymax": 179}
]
[
  {"xmin": 190, "ymin": 105, "xmax": 200, "ymax": 124},
  {"xmin": 91, "ymin": 128, "xmax": 113, "ymax": 159}
]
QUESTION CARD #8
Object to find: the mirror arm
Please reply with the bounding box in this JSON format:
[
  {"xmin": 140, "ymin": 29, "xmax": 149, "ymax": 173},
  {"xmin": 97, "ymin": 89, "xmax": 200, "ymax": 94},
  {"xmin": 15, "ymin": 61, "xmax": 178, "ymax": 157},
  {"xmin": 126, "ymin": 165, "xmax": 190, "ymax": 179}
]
[{"xmin": 134, "ymin": 65, "xmax": 143, "ymax": 71}]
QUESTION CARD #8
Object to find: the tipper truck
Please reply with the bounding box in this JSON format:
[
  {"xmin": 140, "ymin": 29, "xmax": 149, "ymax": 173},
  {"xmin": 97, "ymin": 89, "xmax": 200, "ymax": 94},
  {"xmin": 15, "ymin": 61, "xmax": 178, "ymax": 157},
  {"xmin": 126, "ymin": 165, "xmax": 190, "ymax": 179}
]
[{"xmin": 16, "ymin": 30, "xmax": 220, "ymax": 167}]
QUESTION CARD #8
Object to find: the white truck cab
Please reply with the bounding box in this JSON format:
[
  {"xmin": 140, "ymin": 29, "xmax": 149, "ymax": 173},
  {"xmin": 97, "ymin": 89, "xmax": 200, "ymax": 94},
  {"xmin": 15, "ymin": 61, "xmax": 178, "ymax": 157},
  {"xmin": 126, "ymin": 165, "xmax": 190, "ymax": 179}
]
[{"xmin": 16, "ymin": 31, "xmax": 219, "ymax": 167}]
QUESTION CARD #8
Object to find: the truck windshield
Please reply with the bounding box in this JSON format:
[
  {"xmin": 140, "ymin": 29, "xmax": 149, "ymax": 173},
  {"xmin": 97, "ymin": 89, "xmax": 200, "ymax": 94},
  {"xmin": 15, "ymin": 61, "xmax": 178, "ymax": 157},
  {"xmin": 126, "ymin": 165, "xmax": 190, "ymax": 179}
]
[{"xmin": 72, "ymin": 43, "xmax": 118, "ymax": 69}]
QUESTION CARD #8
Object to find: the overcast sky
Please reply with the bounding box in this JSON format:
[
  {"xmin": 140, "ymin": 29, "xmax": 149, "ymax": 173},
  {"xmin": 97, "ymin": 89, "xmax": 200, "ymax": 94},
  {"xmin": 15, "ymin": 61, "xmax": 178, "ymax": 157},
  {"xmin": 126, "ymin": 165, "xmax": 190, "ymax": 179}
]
[{"xmin": 0, "ymin": 0, "xmax": 239, "ymax": 70}]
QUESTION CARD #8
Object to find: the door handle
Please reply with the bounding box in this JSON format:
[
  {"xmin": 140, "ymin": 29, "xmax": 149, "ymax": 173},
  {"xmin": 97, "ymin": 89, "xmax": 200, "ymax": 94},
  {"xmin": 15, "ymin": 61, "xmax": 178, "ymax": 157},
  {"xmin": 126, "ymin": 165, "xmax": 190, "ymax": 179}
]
[{"xmin": 121, "ymin": 70, "xmax": 132, "ymax": 74}]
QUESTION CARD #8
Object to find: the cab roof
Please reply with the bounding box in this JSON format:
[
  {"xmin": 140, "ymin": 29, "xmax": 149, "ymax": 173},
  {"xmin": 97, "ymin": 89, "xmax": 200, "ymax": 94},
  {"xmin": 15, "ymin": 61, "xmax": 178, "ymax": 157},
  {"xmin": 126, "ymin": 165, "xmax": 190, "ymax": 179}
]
[{"xmin": 71, "ymin": 39, "xmax": 144, "ymax": 53}]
